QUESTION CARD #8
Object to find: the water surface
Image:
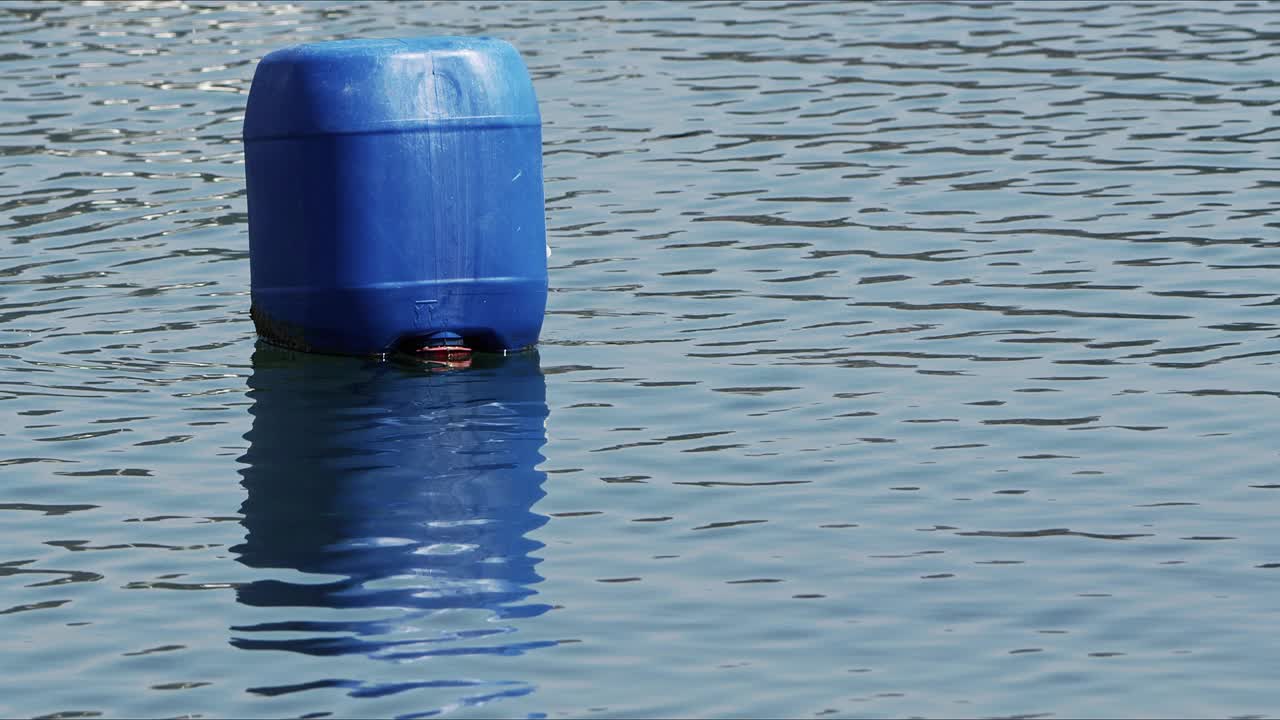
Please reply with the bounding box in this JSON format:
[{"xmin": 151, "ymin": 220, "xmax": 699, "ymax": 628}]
[{"xmin": 2, "ymin": 1, "xmax": 1280, "ymax": 718}]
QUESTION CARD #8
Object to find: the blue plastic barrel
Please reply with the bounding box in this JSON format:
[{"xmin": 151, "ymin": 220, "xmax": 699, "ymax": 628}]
[{"xmin": 243, "ymin": 37, "xmax": 547, "ymax": 356}]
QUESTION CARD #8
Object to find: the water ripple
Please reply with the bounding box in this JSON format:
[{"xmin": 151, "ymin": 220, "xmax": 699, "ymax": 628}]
[{"xmin": 2, "ymin": 1, "xmax": 1280, "ymax": 718}]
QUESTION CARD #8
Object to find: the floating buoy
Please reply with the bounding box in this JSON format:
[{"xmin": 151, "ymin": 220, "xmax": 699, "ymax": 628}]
[{"xmin": 243, "ymin": 37, "xmax": 548, "ymax": 357}]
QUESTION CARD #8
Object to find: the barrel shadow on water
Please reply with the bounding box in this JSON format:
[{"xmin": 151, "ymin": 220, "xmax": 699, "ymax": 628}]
[{"xmin": 232, "ymin": 345, "xmax": 553, "ymax": 703}]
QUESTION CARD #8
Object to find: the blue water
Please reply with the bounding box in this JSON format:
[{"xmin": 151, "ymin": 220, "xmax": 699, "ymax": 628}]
[{"xmin": 3, "ymin": 1, "xmax": 1280, "ymax": 717}]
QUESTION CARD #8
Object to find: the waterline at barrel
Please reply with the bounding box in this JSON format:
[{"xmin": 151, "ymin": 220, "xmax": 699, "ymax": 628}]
[{"xmin": 243, "ymin": 37, "xmax": 548, "ymax": 356}]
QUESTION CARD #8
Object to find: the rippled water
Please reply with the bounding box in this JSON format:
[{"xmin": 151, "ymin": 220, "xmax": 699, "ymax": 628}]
[{"xmin": 3, "ymin": 1, "xmax": 1280, "ymax": 717}]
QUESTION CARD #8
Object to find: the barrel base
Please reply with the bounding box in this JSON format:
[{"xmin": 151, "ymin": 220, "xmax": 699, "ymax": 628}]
[
  {"xmin": 250, "ymin": 304, "xmax": 316, "ymax": 355},
  {"xmin": 250, "ymin": 277, "xmax": 546, "ymax": 357}
]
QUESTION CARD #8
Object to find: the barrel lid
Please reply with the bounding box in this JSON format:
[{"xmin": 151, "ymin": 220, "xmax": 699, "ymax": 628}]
[{"xmin": 243, "ymin": 36, "xmax": 540, "ymax": 141}]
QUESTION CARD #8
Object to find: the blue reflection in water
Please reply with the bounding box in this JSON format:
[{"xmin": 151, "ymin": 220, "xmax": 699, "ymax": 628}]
[{"xmin": 233, "ymin": 345, "xmax": 553, "ymax": 665}]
